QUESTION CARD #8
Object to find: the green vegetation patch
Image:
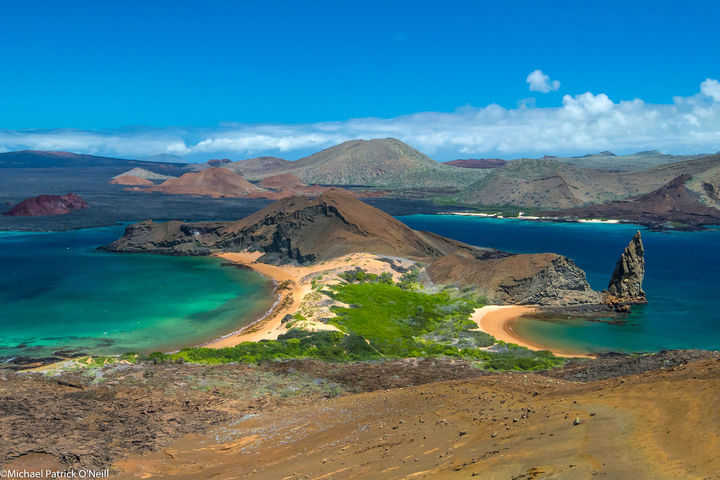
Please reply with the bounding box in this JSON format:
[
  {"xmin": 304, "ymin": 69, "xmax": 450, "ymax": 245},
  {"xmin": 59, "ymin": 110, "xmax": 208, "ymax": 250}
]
[
  {"xmin": 144, "ymin": 268, "xmax": 564, "ymax": 371},
  {"xmin": 150, "ymin": 330, "xmax": 380, "ymax": 364},
  {"xmin": 328, "ymin": 281, "xmax": 486, "ymax": 356}
]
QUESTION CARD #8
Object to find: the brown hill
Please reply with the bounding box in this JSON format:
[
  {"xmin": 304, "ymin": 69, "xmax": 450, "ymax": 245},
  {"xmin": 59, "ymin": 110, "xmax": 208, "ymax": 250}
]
[
  {"xmin": 110, "ymin": 175, "xmax": 154, "ymax": 186},
  {"xmin": 105, "ymin": 189, "xmax": 482, "ymax": 263},
  {"xmin": 456, "ymin": 158, "xmax": 628, "ymax": 208},
  {"xmin": 257, "ymin": 173, "xmax": 352, "ymax": 199},
  {"xmin": 2, "ymin": 193, "xmax": 89, "ymax": 216},
  {"xmin": 549, "ymin": 174, "xmax": 720, "ymax": 226},
  {"xmin": 258, "ymin": 174, "xmax": 307, "ymax": 190},
  {"xmin": 145, "ymin": 167, "xmax": 265, "ymax": 198},
  {"xmin": 444, "ymin": 158, "xmax": 507, "ymax": 169}
]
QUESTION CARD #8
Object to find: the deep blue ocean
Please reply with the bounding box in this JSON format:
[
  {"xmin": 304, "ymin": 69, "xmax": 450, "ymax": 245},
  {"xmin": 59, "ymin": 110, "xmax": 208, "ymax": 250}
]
[{"xmin": 399, "ymin": 215, "xmax": 720, "ymax": 354}]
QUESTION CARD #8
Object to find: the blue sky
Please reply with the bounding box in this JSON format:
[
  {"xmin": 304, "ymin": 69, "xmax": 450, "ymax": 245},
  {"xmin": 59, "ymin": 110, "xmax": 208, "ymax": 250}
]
[{"xmin": 1, "ymin": 0, "xmax": 720, "ymax": 160}]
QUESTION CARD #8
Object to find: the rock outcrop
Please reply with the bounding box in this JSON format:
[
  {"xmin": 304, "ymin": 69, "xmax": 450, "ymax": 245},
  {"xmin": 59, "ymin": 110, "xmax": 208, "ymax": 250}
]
[
  {"xmin": 603, "ymin": 231, "xmax": 647, "ymax": 310},
  {"xmin": 2, "ymin": 193, "xmax": 89, "ymax": 216},
  {"xmin": 426, "ymin": 251, "xmax": 600, "ymax": 306}
]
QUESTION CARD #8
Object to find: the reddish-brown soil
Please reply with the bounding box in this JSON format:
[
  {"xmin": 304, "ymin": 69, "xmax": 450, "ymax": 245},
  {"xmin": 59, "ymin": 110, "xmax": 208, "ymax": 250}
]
[
  {"xmin": 2, "ymin": 193, "xmax": 89, "ymax": 216},
  {"xmin": 116, "ymin": 354, "xmax": 720, "ymax": 479},
  {"xmin": 146, "ymin": 167, "xmax": 264, "ymax": 198},
  {"xmin": 2, "ymin": 352, "xmax": 718, "ymax": 479},
  {"xmin": 258, "ymin": 173, "xmax": 307, "ymax": 189}
]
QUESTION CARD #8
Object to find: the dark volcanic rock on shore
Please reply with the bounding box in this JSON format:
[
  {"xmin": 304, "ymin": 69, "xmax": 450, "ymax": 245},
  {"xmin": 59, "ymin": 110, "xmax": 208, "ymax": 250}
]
[
  {"xmin": 548, "ymin": 174, "xmax": 720, "ymax": 227},
  {"xmin": 2, "ymin": 193, "xmax": 89, "ymax": 216}
]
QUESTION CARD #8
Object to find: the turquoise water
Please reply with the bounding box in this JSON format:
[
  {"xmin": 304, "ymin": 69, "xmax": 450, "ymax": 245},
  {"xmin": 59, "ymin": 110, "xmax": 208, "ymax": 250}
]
[
  {"xmin": 399, "ymin": 215, "xmax": 720, "ymax": 354},
  {"xmin": 0, "ymin": 226, "xmax": 274, "ymax": 359}
]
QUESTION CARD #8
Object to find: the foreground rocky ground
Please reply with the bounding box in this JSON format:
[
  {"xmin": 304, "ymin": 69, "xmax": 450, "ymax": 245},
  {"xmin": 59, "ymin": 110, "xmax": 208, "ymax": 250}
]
[{"xmin": 1, "ymin": 350, "xmax": 719, "ymax": 479}]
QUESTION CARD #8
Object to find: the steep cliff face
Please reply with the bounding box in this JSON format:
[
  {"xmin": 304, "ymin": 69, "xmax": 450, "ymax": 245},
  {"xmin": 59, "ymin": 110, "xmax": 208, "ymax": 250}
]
[
  {"xmin": 426, "ymin": 251, "xmax": 601, "ymax": 306},
  {"xmin": 2, "ymin": 193, "xmax": 89, "ymax": 216},
  {"xmin": 604, "ymin": 231, "xmax": 646, "ymax": 309}
]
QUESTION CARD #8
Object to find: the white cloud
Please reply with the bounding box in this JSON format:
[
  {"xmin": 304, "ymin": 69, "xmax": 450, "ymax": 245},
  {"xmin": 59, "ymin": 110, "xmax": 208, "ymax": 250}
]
[
  {"xmin": 2, "ymin": 79, "xmax": 720, "ymax": 161},
  {"xmin": 526, "ymin": 69, "xmax": 561, "ymax": 93},
  {"xmin": 701, "ymin": 78, "xmax": 720, "ymax": 101}
]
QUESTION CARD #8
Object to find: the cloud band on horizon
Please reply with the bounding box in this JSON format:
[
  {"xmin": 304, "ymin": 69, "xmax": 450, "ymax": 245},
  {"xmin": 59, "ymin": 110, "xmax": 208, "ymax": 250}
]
[{"xmin": 1, "ymin": 79, "xmax": 719, "ymax": 162}]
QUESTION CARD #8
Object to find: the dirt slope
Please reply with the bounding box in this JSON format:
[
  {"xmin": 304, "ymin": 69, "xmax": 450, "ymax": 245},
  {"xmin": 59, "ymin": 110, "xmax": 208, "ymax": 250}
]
[
  {"xmin": 112, "ymin": 354, "xmax": 720, "ymax": 479},
  {"xmin": 257, "ymin": 173, "xmax": 307, "ymax": 189}
]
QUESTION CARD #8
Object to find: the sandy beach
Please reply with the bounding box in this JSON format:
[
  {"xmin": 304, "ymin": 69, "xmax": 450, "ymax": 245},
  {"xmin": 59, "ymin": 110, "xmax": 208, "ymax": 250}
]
[
  {"xmin": 204, "ymin": 252, "xmax": 304, "ymax": 347},
  {"xmin": 471, "ymin": 305, "xmax": 593, "ymax": 358},
  {"xmin": 204, "ymin": 252, "xmax": 409, "ymax": 348}
]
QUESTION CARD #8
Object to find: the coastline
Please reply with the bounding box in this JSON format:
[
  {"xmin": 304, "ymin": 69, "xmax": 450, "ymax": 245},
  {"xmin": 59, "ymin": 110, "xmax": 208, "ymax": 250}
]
[
  {"xmin": 471, "ymin": 305, "xmax": 594, "ymax": 358},
  {"xmin": 446, "ymin": 211, "xmax": 621, "ymax": 224},
  {"xmin": 204, "ymin": 252, "xmax": 304, "ymax": 347},
  {"xmin": 205, "ymin": 252, "xmax": 373, "ymax": 348}
]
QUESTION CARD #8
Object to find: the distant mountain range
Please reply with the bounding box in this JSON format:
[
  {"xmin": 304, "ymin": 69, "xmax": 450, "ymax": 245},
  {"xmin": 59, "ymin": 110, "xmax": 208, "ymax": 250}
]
[
  {"xmin": 550, "ymin": 150, "xmax": 707, "ymax": 172},
  {"xmin": 3, "ymin": 140, "xmax": 720, "ymax": 227},
  {"xmin": 455, "ymin": 154, "xmax": 720, "ymax": 214},
  {"xmin": 546, "ymin": 174, "xmax": 720, "ymax": 227},
  {"xmin": 0, "ymin": 150, "xmax": 187, "ymax": 175}
]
